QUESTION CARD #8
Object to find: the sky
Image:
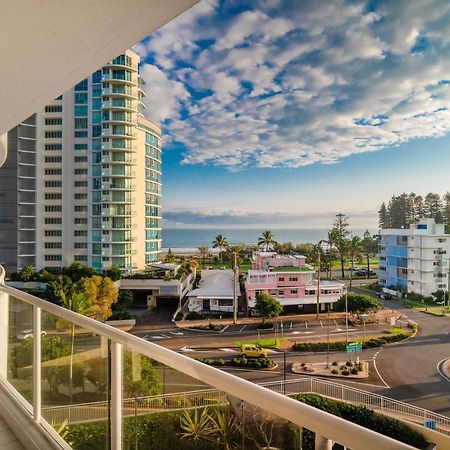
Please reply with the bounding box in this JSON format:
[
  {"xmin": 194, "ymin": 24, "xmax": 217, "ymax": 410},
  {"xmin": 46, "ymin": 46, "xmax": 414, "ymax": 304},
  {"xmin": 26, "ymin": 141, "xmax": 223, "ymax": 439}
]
[{"xmin": 134, "ymin": 0, "xmax": 450, "ymax": 229}]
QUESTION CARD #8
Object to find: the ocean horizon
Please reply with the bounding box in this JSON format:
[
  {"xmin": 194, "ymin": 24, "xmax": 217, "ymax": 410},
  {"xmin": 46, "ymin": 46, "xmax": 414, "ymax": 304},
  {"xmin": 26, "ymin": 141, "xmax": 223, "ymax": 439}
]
[{"xmin": 162, "ymin": 227, "xmax": 378, "ymax": 249}]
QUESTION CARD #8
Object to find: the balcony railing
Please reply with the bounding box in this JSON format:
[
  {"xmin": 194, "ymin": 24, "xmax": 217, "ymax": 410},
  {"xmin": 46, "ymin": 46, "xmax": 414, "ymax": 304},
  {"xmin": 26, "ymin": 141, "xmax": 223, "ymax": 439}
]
[{"xmin": 0, "ymin": 265, "xmax": 426, "ymax": 450}]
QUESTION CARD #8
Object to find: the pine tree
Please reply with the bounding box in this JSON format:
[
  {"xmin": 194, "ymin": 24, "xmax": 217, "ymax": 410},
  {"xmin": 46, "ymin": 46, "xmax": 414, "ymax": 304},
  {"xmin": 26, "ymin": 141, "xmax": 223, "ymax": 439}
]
[{"xmin": 378, "ymin": 202, "xmax": 389, "ymax": 228}]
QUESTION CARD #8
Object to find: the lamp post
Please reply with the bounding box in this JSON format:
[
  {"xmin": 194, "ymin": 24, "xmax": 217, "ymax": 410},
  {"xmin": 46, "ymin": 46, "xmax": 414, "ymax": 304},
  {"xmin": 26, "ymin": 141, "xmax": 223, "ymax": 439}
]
[
  {"xmin": 360, "ymin": 313, "xmax": 368, "ymax": 350},
  {"xmin": 345, "ymin": 288, "xmax": 349, "ymax": 345},
  {"xmin": 326, "ymin": 303, "xmax": 330, "ymax": 368},
  {"xmin": 316, "ymin": 249, "xmax": 321, "ymax": 319},
  {"xmin": 233, "ymin": 251, "xmax": 238, "ymax": 324}
]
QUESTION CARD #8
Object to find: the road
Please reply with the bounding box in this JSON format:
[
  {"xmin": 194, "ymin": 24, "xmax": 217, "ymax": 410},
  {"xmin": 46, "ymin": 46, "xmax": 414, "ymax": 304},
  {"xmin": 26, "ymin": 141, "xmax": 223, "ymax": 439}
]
[{"xmin": 133, "ymin": 298, "xmax": 450, "ymax": 417}]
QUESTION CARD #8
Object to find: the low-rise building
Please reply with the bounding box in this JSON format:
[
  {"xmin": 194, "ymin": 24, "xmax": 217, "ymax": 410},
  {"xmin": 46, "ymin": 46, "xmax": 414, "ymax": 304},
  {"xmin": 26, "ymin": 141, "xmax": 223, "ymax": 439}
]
[
  {"xmin": 187, "ymin": 269, "xmax": 240, "ymax": 314},
  {"xmin": 379, "ymin": 217, "xmax": 450, "ymax": 296},
  {"xmin": 245, "ymin": 252, "xmax": 344, "ymax": 314}
]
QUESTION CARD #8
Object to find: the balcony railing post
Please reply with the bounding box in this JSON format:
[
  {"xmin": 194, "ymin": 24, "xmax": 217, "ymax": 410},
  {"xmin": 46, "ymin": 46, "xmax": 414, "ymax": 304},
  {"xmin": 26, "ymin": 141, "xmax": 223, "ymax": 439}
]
[
  {"xmin": 33, "ymin": 305, "xmax": 42, "ymax": 423},
  {"xmin": 111, "ymin": 341, "xmax": 123, "ymax": 450},
  {"xmin": 0, "ymin": 269, "xmax": 8, "ymax": 380}
]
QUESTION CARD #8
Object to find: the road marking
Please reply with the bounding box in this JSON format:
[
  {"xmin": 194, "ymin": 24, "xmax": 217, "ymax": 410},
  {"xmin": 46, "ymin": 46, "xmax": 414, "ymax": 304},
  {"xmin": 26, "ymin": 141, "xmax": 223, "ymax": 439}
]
[
  {"xmin": 147, "ymin": 335, "xmax": 165, "ymax": 339},
  {"xmin": 319, "ymin": 320, "xmax": 323, "ymax": 327},
  {"xmin": 179, "ymin": 346, "xmax": 195, "ymax": 352},
  {"xmin": 267, "ymin": 349, "xmax": 279, "ymax": 354},
  {"xmin": 334, "ymin": 320, "xmax": 338, "ymax": 327},
  {"xmin": 437, "ymin": 359, "xmax": 450, "ymax": 383},
  {"xmin": 160, "ymin": 334, "xmax": 171, "ymax": 338},
  {"xmin": 239, "ymin": 325, "xmax": 247, "ymax": 332},
  {"xmin": 170, "ymin": 331, "xmax": 184, "ymax": 336},
  {"xmin": 372, "ymin": 349, "xmax": 390, "ymax": 388},
  {"xmin": 219, "ymin": 348, "xmax": 237, "ymax": 353}
]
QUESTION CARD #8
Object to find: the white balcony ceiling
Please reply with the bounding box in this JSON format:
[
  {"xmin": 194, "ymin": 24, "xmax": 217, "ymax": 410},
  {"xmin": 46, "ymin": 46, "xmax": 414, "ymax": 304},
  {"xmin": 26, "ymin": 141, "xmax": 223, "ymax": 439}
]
[{"xmin": 0, "ymin": 0, "xmax": 198, "ymax": 164}]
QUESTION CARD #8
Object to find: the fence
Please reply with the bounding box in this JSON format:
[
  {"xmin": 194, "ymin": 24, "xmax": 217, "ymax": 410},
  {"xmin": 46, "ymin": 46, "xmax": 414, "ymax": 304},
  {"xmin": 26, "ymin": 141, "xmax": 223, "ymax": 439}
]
[{"xmin": 43, "ymin": 376, "xmax": 450, "ymax": 437}]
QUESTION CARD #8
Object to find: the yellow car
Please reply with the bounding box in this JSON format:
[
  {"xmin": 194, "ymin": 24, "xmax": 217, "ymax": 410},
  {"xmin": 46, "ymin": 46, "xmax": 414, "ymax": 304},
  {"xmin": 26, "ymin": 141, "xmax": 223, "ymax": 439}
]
[{"xmin": 240, "ymin": 344, "xmax": 268, "ymax": 358}]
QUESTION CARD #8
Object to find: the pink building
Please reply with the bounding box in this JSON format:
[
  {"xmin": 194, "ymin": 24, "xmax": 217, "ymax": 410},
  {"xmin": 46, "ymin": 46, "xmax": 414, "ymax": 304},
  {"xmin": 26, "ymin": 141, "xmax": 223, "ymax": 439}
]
[{"xmin": 245, "ymin": 252, "xmax": 344, "ymax": 314}]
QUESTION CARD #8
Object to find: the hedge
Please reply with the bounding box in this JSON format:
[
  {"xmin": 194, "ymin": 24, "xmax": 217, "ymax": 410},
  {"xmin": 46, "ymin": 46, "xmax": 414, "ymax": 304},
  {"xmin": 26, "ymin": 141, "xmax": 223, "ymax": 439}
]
[
  {"xmin": 292, "ymin": 329, "xmax": 414, "ymax": 352},
  {"xmin": 197, "ymin": 357, "xmax": 273, "ymax": 369},
  {"xmin": 291, "ymin": 394, "xmax": 429, "ymax": 449}
]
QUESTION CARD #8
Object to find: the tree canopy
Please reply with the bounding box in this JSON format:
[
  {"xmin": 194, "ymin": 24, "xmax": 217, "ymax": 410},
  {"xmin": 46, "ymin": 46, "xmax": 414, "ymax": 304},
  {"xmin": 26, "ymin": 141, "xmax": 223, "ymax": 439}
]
[
  {"xmin": 334, "ymin": 293, "xmax": 380, "ymax": 314},
  {"xmin": 254, "ymin": 293, "xmax": 283, "ymax": 322}
]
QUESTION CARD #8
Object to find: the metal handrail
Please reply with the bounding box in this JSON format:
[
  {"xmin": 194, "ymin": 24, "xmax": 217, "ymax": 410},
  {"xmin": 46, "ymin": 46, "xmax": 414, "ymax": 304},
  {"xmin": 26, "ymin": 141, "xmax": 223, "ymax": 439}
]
[{"xmin": 0, "ymin": 273, "xmax": 418, "ymax": 449}]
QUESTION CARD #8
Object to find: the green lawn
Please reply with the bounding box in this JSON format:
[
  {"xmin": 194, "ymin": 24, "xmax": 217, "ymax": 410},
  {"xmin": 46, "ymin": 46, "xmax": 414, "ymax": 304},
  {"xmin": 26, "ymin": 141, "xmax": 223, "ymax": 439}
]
[
  {"xmin": 389, "ymin": 327, "xmax": 404, "ymax": 334},
  {"xmin": 233, "ymin": 338, "xmax": 287, "ymax": 349}
]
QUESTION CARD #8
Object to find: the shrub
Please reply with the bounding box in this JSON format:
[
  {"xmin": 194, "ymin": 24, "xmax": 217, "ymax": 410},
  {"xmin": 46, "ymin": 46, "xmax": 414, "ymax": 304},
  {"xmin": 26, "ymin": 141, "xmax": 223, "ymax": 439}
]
[
  {"xmin": 230, "ymin": 357, "xmax": 273, "ymax": 369},
  {"xmin": 332, "ymin": 361, "xmax": 338, "ymax": 366},
  {"xmin": 257, "ymin": 322, "xmax": 274, "ymax": 330},
  {"xmin": 350, "ymin": 367, "xmax": 358, "ymax": 375},
  {"xmin": 186, "ymin": 311, "xmax": 206, "ymax": 320},
  {"xmin": 331, "ymin": 369, "xmax": 338, "ymax": 374},
  {"xmin": 174, "ymin": 311, "xmax": 184, "ymax": 321},
  {"xmin": 109, "ymin": 309, "xmax": 134, "ymax": 320},
  {"xmin": 342, "ymin": 369, "xmax": 350, "ymax": 376},
  {"xmin": 346, "ymin": 361, "xmax": 353, "ymax": 367}
]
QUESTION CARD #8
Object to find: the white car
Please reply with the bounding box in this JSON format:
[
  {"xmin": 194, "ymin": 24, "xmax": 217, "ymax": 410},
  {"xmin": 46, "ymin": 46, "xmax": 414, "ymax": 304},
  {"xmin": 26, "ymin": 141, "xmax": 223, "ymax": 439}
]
[{"xmin": 17, "ymin": 329, "xmax": 47, "ymax": 341}]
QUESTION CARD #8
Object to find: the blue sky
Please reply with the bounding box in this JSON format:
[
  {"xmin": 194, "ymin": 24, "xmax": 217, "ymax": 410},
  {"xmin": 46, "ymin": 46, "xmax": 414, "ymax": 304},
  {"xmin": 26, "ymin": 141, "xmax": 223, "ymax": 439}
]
[{"xmin": 135, "ymin": 0, "xmax": 450, "ymax": 229}]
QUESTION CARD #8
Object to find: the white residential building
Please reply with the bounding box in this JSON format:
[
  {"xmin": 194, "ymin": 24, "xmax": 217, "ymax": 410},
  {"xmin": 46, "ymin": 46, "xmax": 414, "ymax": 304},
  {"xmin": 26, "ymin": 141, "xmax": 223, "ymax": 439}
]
[{"xmin": 379, "ymin": 218, "xmax": 450, "ymax": 296}]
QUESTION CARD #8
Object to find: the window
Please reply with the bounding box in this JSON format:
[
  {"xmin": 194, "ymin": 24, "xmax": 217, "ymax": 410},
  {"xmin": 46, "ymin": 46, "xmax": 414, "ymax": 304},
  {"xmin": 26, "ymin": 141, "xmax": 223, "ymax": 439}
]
[
  {"xmin": 75, "ymin": 181, "xmax": 88, "ymax": 187},
  {"xmin": 75, "ymin": 79, "xmax": 88, "ymax": 91},
  {"xmin": 74, "ymin": 92, "xmax": 88, "ymax": 104},
  {"xmin": 92, "ymin": 70, "xmax": 102, "ymax": 83},
  {"xmin": 45, "ymin": 118, "xmax": 63, "ymax": 125},
  {"xmin": 45, "ymin": 131, "xmax": 62, "ymax": 138},
  {"xmin": 74, "ymin": 168, "xmax": 88, "ymax": 175},
  {"xmin": 74, "ymin": 118, "xmax": 88, "ymax": 129},
  {"xmin": 74, "ymin": 131, "xmax": 88, "ymax": 138},
  {"xmin": 74, "ymin": 144, "xmax": 87, "ymax": 152},
  {"xmin": 74, "ymin": 218, "xmax": 87, "ymax": 224},
  {"xmin": 45, "ymin": 205, "xmax": 62, "ymax": 212},
  {"xmin": 45, "ymin": 168, "xmax": 62, "ymax": 175},
  {"xmin": 45, "ymin": 194, "xmax": 62, "ymax": 201},
  {"xmin": 278, "ymin": 277, "xmax": 284, "ymax": 282},
  {"xmin": 74, "ymin": 105, "xmax": 88, "ymax": 116},
  {"xmin": 74, "ymin": 230, "xmax": 88, "ymax": 236},
  {"xmin": 290, "ymin": 289, "xmax": 298, "ymax": 295},
  {"xmin": 278, "ymin": 289, "xmax": 285, "ymax": 297},
  {"xmin": 45, "ymin": 144, "xmax": 62, "ymax": 151},
  {"xmin": 92, "ymin": 124, "xmax": 102, "ymax": 137},
  {"xmin": 74, "ymin": 205, "xmax": 88, "ymax": 212},
  {"xmin": 45, "ymin": 181, "xmax": 62, "ymax": 187},
  {"xmin": 74, "ymin": 156, "xmax": 88, "ymax": 163},
  {"xmin": 74, "ymin": 242, "xmax": 88, "ymax": 249},
  {"xmin": 74, "ymin": 255, "xmax": 88, "ymax": 262},
  {"xmin": 45, "ymin": 254, "xmax": 62, "ymax": 261},
  {"xmin": 74, "ymin": 193, "xmax": 87, "ymax": 200},
  {"xmin": 44, "ymin": 218, "xmax": 62, "ymax": 224},
  {"xmin": 45, "ymin": 156, "xmax": 62, "ymax": 163},
  {"xmin": 45, "ymin": 105, "xmax": 62, "ymax": 113},
  {"xmin": 288, "ymin": 276, "xmax": 298, "ymax": 282},
  {"xmin": 45, "ymin": 242, "xmax": 62, "ymax": 249},
  {"xmin": 45, "ymin": 230, "xmax": 62, "ymax": 236}
]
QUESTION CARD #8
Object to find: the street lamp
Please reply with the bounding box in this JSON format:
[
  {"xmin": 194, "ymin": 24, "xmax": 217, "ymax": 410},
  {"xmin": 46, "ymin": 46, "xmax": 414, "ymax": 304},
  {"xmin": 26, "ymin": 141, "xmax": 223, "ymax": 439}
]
[
  {"xmin": 360, "ymin": 313, "xmax": 368, "ymax": 349},
  {"xmin": 326, "ymin": 302, "xmax": 330, "ymax": 368},
  {"xmin": 232, "ymin": 251, "xmax": 238, "ymax": 324}
]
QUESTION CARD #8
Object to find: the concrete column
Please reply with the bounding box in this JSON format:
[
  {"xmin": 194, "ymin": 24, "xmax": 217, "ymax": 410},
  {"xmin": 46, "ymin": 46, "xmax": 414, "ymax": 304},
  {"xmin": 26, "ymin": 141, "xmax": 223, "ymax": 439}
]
[{"xmin": 0, "ymin": 267, "xmax": 8, "ymax": 379}]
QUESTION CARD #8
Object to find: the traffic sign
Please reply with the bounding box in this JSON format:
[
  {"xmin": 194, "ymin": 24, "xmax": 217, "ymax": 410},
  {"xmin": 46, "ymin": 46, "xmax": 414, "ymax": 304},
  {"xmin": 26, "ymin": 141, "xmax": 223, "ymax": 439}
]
[{"xmin": 346, "ymin": 343, "xmax": 362, "ymax": 353}]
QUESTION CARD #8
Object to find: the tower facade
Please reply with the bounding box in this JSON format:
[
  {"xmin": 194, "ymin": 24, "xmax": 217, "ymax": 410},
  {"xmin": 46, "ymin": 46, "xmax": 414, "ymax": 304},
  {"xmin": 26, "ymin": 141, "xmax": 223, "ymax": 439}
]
[{"xmin": 0, "ymin": 50, "xmax": 162, "ymax": 272}]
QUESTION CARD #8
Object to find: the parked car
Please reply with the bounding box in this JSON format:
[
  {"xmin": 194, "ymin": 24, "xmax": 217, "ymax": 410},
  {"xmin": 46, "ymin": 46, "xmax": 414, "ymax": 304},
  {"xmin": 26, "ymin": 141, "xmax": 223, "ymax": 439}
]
[
  {"xmin": 376, "ymin": 292, "xmax": 392, "ymax": 300},
  {"xmin": 17, "ymin": 329, "xmax": 47, "ymax": 341},
  {"xmin": 240, "ymin": 344, "xmax": 268, "ymax": 358},
  {"xmin": 359, "ymin": 268, "xmax": 377, "ymax": 276},
  {"xmin": 348, "ymin": 266, "xmax": 360, "ymax": 272}
]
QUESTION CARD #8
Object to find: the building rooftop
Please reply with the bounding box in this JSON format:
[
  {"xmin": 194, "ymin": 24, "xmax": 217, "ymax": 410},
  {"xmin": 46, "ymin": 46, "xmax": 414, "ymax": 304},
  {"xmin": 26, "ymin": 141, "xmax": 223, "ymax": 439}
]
[{"xmin": 187, "ymin": 269, "xmax": 241, "ymax": 299}]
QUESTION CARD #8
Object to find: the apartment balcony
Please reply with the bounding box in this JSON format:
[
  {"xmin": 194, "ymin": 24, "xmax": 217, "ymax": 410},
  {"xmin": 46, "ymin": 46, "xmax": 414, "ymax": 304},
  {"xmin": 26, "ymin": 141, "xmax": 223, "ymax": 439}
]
[
  {"xmin": 0, "ymin": 265, "xmax": 446, "ymax": 450},
  {"xmin": 101, "ymin": 142, "xmax": 137, "ymax": 152},
  {"xmin": 101, "ymin": 73, "xmax": 138, "ymax": 86},
  {"xmin": 101, "ymin": 101, "xmax": 137, "ymax": 112},
  {"xmin": 102, "ymin": 87, "xmax": 136, "ymax": 99},
  {"xmin": 101, "ymin": 128, "xmax": 137, "ymax": 139}
]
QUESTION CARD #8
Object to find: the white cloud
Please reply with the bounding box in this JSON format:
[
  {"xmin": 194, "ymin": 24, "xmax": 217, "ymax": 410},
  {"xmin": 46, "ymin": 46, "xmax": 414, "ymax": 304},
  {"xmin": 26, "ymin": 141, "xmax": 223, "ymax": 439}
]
[{"xmin": 138, "ymin": 0, "xmax": 450, "ymax": 169}]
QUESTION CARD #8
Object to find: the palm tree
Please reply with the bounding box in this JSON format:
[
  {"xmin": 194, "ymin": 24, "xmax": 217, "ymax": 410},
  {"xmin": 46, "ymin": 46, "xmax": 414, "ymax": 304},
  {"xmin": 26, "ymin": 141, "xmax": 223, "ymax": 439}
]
[
  {"xmin": 347, "ymin": 236, "xmax": 363, "ymax": 287},
  {"xmin": 61, "ymin": 291, "xmax": 91, "ymax": 401},
  {"xmin": 258, "ymin": 230, "xmax": 277, "ymax": 251},
  {"xmin": 198, "ymin": 246, "xmax": 210, "ymax": 266},
  {"xmin": 212, "ymin": 235, "xmax": 228, "ymax": 263}
]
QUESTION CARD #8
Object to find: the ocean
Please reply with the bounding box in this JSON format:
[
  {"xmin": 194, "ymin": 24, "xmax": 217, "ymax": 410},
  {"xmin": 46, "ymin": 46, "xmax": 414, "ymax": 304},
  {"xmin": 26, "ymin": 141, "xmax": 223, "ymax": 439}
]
[{"xmin": 162, "ymin": 228, "xmax": 377, "ymax": 249}]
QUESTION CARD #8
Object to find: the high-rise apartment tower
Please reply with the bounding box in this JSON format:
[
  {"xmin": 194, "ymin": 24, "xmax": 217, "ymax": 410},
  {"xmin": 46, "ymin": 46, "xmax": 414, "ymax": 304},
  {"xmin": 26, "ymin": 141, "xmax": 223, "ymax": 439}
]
[{"xmin": 0, "ymin": 50, "xmax": 162, "ymax": 272}]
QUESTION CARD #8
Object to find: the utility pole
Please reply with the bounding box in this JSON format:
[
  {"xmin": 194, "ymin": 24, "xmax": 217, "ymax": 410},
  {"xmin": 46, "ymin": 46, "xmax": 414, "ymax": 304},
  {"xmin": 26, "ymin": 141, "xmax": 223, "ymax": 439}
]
[
  {"xmin": 233, "ymin": 251, "xmax": 238, "ymax": 324},
  {"xmin": 316, "ymin": 249, "xmax": 321, "ymax": 319},
  {"xmin": 326, "ymin": 303, "xmax": 330, "ymax": 368},
  {"xmin": 345, "ymin": 289, "xmax": 349, "ymax": 345}
]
